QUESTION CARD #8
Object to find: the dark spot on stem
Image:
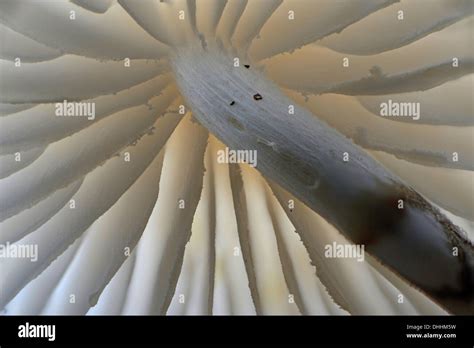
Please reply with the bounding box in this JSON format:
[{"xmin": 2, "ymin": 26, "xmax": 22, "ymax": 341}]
[
  {"xmin": 228, "ymin": 116, "xmax": 245, "ymax": 131},
  {"xmin": 244, "ymin": 64, "xmax": 250, "ymax": 69},
  {"xmin": 253, "ymin": 93, "xmax": 263, "ymax": 101},
  {"xmin": 351, "ymin": 191, "xmax": 406, "ymax": 245},
  {"xmin": 230, "ymin": 101, "xmax": 235, "ymax": 106}
]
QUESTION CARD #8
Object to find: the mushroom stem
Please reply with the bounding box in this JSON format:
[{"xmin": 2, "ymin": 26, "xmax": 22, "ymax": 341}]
[{"xmin": 171, "ymin": 42, "xmax": 474, "ymax": 314}]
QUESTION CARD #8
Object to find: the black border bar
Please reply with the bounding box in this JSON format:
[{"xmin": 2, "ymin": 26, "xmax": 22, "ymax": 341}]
[{"xmin": 0, "ymin": 315, "xmax": 472, "ymax": 346}]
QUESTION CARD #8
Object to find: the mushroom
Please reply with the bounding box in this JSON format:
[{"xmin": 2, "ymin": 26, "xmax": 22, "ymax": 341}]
[{"xmin": 0, "ymin": 0, "xmax": 472, "ymax": 316}]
